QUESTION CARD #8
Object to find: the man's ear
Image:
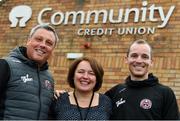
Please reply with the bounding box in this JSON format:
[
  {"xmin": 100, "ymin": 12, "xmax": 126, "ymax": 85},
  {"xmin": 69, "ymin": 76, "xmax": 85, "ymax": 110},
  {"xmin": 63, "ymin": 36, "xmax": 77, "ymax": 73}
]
[
  {"xmin": 150, "ymin": 58, "xmax": 153, "ymax": 67},
  {"xmin": 125, "ymin": 56, "xmax": 128, "ymax": 64},
  {"xmin": 48, "ymin": 51, "xmax": 54, "ymax": 60},
  {"xmin": 26, "ymin": 38, "xmax": 31, "ymax": 45},
  {"xmin": 51, "ymin": 51, "xmax": 55, "ymax": 57}
]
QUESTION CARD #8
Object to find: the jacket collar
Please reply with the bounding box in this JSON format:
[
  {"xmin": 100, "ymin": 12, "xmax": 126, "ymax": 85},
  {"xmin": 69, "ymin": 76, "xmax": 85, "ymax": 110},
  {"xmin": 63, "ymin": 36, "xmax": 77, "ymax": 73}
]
[
  {"xmin": 8, "ymin": 46, "xmax": 49, "ymax": 71},
  {"xmin": 125, "ymin": 73, "xmax": 159, "ymax": 88}
]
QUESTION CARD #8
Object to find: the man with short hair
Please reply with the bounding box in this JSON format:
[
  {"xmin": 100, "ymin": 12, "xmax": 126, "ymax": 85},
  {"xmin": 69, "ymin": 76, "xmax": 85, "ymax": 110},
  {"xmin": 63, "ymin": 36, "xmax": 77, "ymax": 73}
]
[
  {"xmin": 105, "ymin": 39, "xmax": 179, "ymax": 120},
  {"xmin": 0, "ymin": 24, "xmax": 59, "ymax": 120}
]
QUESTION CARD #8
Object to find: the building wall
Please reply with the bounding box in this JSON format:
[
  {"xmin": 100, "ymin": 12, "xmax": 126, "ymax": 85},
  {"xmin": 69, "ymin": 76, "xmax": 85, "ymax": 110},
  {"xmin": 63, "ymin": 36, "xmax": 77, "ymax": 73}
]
[{"xmin": 0, "ymin": 0, "xmax": 180, "ymax": 107}]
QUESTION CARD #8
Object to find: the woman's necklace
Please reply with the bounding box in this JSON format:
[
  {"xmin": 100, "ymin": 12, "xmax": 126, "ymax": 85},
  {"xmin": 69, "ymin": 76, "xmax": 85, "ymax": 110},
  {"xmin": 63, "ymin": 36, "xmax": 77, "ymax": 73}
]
[{"xmin": 73, "ymin": 91, "xmax": 94, "ymax": 120}]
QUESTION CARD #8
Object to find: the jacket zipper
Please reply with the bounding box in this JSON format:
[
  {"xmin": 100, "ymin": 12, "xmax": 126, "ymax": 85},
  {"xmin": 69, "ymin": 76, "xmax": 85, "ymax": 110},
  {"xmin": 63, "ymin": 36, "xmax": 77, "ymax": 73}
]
[{"xmin": 37, "ymin": 67, "xmax": 41, "ymax": 119}]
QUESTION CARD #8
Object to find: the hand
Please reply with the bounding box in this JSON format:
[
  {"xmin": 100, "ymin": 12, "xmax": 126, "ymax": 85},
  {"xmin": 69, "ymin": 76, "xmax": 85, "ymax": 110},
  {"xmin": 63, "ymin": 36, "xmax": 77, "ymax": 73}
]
[{"xmin": 54, "ymin": 90, "xmax": 66, "ymax": 99}]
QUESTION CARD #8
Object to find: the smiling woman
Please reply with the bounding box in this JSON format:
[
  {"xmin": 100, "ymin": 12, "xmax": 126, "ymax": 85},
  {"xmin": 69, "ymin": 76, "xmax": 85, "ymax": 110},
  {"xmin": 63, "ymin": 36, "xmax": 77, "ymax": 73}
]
[{"xmin": 50, "ymin": 57, "xmax": 112, "ymax": 120}]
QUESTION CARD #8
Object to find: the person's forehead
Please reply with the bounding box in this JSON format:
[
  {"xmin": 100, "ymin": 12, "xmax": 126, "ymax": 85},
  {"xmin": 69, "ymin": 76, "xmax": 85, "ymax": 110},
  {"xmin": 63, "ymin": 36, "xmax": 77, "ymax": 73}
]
[
  {"xmin": 77, "ymin": 61, "xmax": 90, "ymax": 67},
  {"xmin": 77, "ymin": 61, "xmax": 93, "ymax": 69},
  {"xmin": 130, "ymin": 43, "xmax": 151, "ymax": 53},
  {"xmin": 33, "ymin": 28, "xmax": 52, "ymax": 35},
  {"xmin": 33, "ymin": 28, "xmax": 56, "ymax": 40}
]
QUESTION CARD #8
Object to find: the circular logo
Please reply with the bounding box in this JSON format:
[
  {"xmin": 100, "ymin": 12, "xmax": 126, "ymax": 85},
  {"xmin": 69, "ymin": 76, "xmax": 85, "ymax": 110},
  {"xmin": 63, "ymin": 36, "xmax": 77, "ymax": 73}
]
[
  {"xmin": 44, "ymin": 80, "xmax": 53, "ymax": 90},
  {"xmin": 140, "ymin": 99, "xmax": 152, "ymax": 109}
]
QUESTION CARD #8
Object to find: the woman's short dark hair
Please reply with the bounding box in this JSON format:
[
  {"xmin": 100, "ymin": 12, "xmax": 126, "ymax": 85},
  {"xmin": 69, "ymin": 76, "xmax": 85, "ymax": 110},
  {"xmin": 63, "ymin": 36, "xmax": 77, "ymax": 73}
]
[{"xmin": 67, "ymin": 57, "xmax": 104, "ymax": 92}]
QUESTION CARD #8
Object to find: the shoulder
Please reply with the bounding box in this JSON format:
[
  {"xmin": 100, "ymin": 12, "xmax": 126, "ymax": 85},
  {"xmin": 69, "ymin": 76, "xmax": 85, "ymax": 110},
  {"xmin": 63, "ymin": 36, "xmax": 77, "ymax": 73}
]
[
  {"xmin": 0, "ymin": 59, "xmax": 10, "ymax": 71},
  {"xmin": 155, "ymin": 83, "xmax": 174, "ymax": 93},
  {"xmin": 99, "ymin": 93, "xmax": 112, "ymax": 108},
  {"xmin": 154, "ymin": 83, "xmax": 176, "ymax": 98},
  {"xmin": 0, "ymin": 58, "xmax": 9, "ymax": 67},
  {"xmin": 0, "ymin": 59, "xmax": 10, "ymax": 78},
  {"xmin": 104, "ymin": 83, "xmax": 125, "ymax": 97},
  {"xmin": 99, "ymin": 93, "xmax": 111, "ymax": 102},
  {"xmin": 108, "ymin": 83, "xmax": 125, "ymax": 92},
  {"xmin": 98, "ymin": 93, "xmax": 112, "ymax": 112}
]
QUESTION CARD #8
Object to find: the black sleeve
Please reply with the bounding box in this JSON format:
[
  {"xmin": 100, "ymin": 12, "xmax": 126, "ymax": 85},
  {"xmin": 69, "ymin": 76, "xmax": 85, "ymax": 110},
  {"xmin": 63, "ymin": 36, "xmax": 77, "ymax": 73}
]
[
  {"xmin": 48, "ymin": 99, "xmax": 57, "ymax": 119},
  {"xmin": 0, "ymin": 59, "xmax": 10, "ymax": 97},
  {"xmin": 104, "ymin": 84, "xmax": 122, "ymax": 99},
  {"xmin": 104, "ymin": 87, "xmax": 114, "ymax": 99},
  {"xmin": 162, "ymin": 87, "xmax": 179, "ymax": 119}
]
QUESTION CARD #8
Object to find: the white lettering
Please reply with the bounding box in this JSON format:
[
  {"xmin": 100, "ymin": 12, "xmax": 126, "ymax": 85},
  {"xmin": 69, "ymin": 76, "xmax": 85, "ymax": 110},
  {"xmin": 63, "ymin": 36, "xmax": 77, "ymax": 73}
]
[
  {"xmin": 51, "ymin": 12, "xmax": 64, "ymax": 25},
  {"xmin": 141, "ymin": 1, "xmax": 148, "ymax": 22},
  {"xmin": 158, "ymin": 5, "xmax": 175, "ymax": 28},
  {"xmin": 35, "ymin": 1, "xmax": 175, "ymax": 36},
  {"xmin": 38, "ymin": 7, "xmax": 52, "ymax": 25},
  {"xmin": 37, "ymin": 2, "xmax": 175, "ymax": 28},
  {"xmin": 109, "ymin": 9, "xmax": 123, "ymax": 23},
  {"xmin": 77, "ymin": 29, "xmax": 83, "ymax": 36},
  {"xmin": 124, "ymin": 8, "xmax": 139, "ymax": 23},
  {"xmin": 77, "ymin": 28, "xmax": 115, "ymax": 36},
  {"xmin": 118, "ymin": 27, "xmax": 155, "ymax": 35},
  {"xmin": 64, "ymin": 11, "xmax": 85, "ymax": 25},
  {"xmin": 86, "ymin": 10, "xmax": 108, "ymax": 24}
]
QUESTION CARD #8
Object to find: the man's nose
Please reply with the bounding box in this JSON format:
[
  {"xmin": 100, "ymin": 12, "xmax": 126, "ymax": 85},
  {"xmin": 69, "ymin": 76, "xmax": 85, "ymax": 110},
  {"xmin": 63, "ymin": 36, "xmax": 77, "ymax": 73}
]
[
  {"xmin": 136, "ymin": 56, "xmax": 143, "ymax": 62},
  {"xmin": 39, "ymin": 40, "xmax": 46, "ymax": 47}
]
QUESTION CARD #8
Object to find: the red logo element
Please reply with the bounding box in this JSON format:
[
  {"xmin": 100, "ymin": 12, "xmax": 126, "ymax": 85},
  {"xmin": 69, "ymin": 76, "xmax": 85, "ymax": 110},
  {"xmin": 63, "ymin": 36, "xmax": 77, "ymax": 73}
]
[{"xmin": 140, "ymin": 99, "xmax": 152, "ymax": 109}]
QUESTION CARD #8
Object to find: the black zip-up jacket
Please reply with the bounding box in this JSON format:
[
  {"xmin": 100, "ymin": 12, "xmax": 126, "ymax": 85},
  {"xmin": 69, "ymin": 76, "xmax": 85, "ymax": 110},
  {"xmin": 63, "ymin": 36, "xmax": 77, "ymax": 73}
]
[
  {"xmin": 0, "ymin": 46, "xmax": 54, "ymax": 120},
  {"xmin": 105, "ymin": 73, "xmax": 179, "ymax": 120}
]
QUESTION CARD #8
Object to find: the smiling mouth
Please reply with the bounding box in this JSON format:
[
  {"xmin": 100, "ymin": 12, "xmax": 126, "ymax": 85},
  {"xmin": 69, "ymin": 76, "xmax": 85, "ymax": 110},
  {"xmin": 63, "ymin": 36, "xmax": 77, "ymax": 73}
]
[
  {"xmin": 35, "ymin": 49, "xmax": 46, "ymax": 55},
  {"xmin": 80, "ymin": 80, "xmax": 90, "ymax": 85},
  {"xmin": 133, "ymin": 65, "xmax": 145, "ymax": 70}
]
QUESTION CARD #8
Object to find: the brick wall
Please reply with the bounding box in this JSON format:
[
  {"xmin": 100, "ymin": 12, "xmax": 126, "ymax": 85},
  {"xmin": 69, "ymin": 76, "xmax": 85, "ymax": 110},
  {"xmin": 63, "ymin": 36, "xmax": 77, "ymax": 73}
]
[{"xmin": 0, "ymin": 0, "xmax": 180, "ymax": 108}]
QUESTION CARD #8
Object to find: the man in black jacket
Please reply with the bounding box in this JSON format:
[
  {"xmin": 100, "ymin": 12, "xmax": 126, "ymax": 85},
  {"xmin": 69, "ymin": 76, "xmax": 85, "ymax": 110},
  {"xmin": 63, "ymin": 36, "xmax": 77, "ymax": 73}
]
[
  {"xmin": 0, "ymin": 24, "xmax": 59, "ymax": 120},
  {"xmin": 105, "ymin": 39, "xmax": 179, "ymax": 120}
]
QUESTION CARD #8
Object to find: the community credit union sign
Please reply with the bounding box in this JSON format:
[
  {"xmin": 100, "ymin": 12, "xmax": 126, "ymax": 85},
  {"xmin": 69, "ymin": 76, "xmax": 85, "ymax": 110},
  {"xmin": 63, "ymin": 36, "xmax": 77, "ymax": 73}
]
[{"xmin": 9, "ymin": 1, "xmax": 175, "ymax": 36}]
